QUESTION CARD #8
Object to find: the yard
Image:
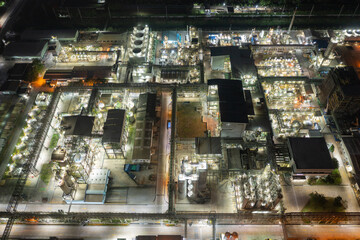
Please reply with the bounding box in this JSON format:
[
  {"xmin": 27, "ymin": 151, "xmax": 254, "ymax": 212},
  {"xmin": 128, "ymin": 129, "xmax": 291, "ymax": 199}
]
[{"xmin": 176, "ymin": 102, "xmax": 207, "ymax": 138}]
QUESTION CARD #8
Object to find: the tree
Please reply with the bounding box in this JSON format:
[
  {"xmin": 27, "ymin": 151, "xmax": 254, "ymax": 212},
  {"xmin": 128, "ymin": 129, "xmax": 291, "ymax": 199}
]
[
  {"xmin": 333, "ymin": 196, "xmax": 342, "ymax": 207},
  {"xmin": 26, "ymin": 59, "xmax": 45, "ymax": 82},
  {"xmin": 332, "ymin": 157, "xmax": 339, "ymax": 169},
  {"xmin": 309, "ymin": 191, "xmax": 326, "ymax": 205}
]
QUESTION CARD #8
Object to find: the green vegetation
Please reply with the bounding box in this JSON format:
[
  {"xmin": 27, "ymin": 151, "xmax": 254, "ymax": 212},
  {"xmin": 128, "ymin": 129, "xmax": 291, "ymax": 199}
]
[
  {"xmin": 49, "ymin": 133, "xmax": 60, "ymax": 149},
  {"xmin": 26, "ymin": 59, "xmax": 45, "ymax": 83},
  {"xmin": 302, "ymin": 192, "xmax": 346, "ymax": 212},
  {"xmin": 308, "ymin": 169, "xmax": 341, "ymax": 185},
  {"xmin": 176, "ymin": 102, "xmax": 207, "ymax": 138},
  {"xmin": 40, "ymin": 163, "xmax": 53, "ymax": 184}
]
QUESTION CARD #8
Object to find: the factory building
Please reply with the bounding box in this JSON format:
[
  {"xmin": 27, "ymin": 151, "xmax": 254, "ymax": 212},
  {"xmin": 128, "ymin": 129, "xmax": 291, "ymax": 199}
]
[
  {"xmin": 210, "ymin": 47, "xmax": 257, "ymax": 78},
  {"xmin": 3, "ymin": 41, "xmax": 49, "ymax": 60},
  {"xmin": 61, "ymin": 115, "xmax": 95, "ymax": 137},
  {"xmin": 21, "ymin": 29, "xmax": 79, "ymax": 42},
  {"xmin": 102, "ymin": 109, "xmax": 127, "ymax": 159},
  {"xmin": 288, "ymin": 137, "xmax": 335, "ymax": 176},
  {"xmin": 128, "ymin": 25, "xmax": 152, "ymax": 63},
  {"xmin": 178, "ymin": 161, "xmax": 207, "ymax": 200},
  {"xmin": 208, "ymin": 79, "xmax": 254, "ymax": 138},
  {"xmin": 132, "ymin": 93, "xmax": 157, "ymax": 164},
  {"xmin": 160, "ymin": 69, "xmax": 189, "ymax": 83},
  {"xmin": 319, "ymin": 67, "xmax": 360, "ymax": 115},
  {"xmin": 195, "ymin": 137, "xmax": 222, "ymax": 166},
  {"xmin": 44, "ymin": 66, "xmax": 115, "ymax": 86},
  {"xmin": 341, "ymin": 136, "xmax": 360, "ymax": 192},
  {"xmin": 65, "ymin": 169, "xmax": 110, "ymax": 204}
]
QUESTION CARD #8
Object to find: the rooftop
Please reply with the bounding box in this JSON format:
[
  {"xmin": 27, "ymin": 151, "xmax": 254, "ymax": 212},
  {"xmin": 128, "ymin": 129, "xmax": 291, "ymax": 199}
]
[
  {"xmin": 0, "ymin": 80, "xmax": 21, "ymax": 94},
  {"xmin": 3, "ymin": 41, "xmax": 48, "ymax": 58},
  {"xmin": 7, "ymin": 63, "xmax": 31, "ymax": 80},
  {"xmin": 61, "ymin": 115, "xmax": 94, "ymax": 136},
  {"xmin": 210, "ymin": 46, "xmax": 256, "ymax": 77},
  {"xmin": 342, "ymin": 136, "xmax": 360, "ymax": 186},
  {"xmin": 21, "ymin": 29, "xmax": 79, "ymax": 41},
  {"xmin": 195, "ymin": 137, "xmax": 222, "ymax": 155},
  {"xmin": 288, "ymin": 137, "xmax": 334, "ymax": 170},
  {"xmin": 208, "ymin": 79, "xmax": 248, "ymax": 123},
  {"xmin": 137, "ymin": 93, "xmax": 157, "ymax": 120},
  {"xmin": 102, "ymin": 109, "xmax": 126, "ymax": 144}
]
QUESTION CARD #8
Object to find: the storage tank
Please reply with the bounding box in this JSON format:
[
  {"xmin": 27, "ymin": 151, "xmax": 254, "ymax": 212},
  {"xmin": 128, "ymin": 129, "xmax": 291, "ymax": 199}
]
[
  {"xmin": 178, "ymin": 174, "xmax": 187, "ymax": 200},
  {"xmin": 190, "ymin": 174, "xmax": 199, "ymax": 197},
  {"xmin": 198, "ymin": 168, "xmax": 207, "ymax": 191},
  {"xmin": 63, "ymin": 174, "xmax": 74, "ymax": 188},
  {"xmin": 60, "ymin": 180, "xmax": 72, "ymax": 195}
]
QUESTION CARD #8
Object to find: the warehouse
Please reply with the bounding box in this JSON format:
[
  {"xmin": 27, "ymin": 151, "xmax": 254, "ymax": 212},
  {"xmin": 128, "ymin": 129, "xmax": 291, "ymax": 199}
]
[
  {"xmin": 3, "ymin": 41, "xmax": 48, "ymax": 60},
  {"xmin": 21, "ymin": 29, "xmax": 79, "ymax": 42},
  {"xmin": 288, "ymin": 137, "xmax": 334, "ymax": 176},
  {"xmin": 208, "ymin": 79, "xmax": 253, "ymax": 138},
  {"xmin": 341, "ymin": 136, "xmax": 360, "ymax": 191},
  {"xmin": 102, "ymin": 109, "xmax": 126, "ymax": 159},
  {"xmin": 61, "ymin": 115, "xmax": 95, "ymax": 137},
  {"xmin": 132, "ymin": 93, "xmax": 157, "ymax": 163}
]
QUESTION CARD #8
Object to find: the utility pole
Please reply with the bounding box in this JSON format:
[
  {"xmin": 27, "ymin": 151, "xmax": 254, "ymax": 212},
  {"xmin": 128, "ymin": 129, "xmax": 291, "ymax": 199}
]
[{"xmin": 287, "ymin": 7, "xmax": 297, "ymax": 33}]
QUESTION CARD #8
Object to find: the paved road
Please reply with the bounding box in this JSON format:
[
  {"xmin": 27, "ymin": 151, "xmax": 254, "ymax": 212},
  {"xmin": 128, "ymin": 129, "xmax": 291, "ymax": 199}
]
[
  {"xmin": 155, "ymin": 92, "xmax": 171, "ymax": 206},
  {"xmin": 0, "ymin": 202, "xmax": 168, "ymax": 214},
  {"xmin": 2, "ymin": 223, "xmax": 360, "ymax": 240}
]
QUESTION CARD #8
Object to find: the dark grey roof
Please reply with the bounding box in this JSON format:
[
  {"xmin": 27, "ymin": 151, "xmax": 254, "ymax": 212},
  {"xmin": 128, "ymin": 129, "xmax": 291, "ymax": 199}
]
[
  {"xmin": 288, "ymin": 137, "xmax": 334, "ymax": 170},
  {"xmin": 208, "ymin": 79, "xmax": 248, "ymax": 123},
  {"xmin": 7, "ymin": 63, "xmax": 31, "ymax": 80},
  {"xmin": 137, "ymin": 93, "xmax": 156, "ymax": 120},
  {"xmin": 43, "ymin": 69, "xmax": 73, "ymax": 80},
  {"xmin": 72, "ymin": 66, "xmax": 113, "ymax": 80},
  {"xmin": 342, "ymin": 137, "xmax": 360, "ymax": 186},
  {"xmin": 161, "ymin": 69, "xmax": 189, "ymax": 80},
  {"xmin": 136, "ymin": 236, "xmax": 157, "ymax": 240},
  {"xmin": 195, "ymin": 137, "xmax": 222, "ymax": 155},
  {"xmin": 0, "ymin": 80, "xmax": 20, "ymax": 93},
  {"xmin": 3, "ymin": 41, "xmax": 48, "ymax": 58},
  {"xmin": 244, "ymin": 90, "xmax": 254, "ymax": 116},
  {"xmin": 102, "ymin": 109, "xmax": 126, "ymax": 143},
  {"xmin": 210, "ymin": 46, "xmax": 256, "ymax": 77},
  {"xmin": 61, "ymin": 115, "xmax": 94, "ymax": 136},
  {"xmin": 335, "ymin": 67, "xmax": 360, "ymax": 97},
  {"xmin": 21, "ymin": 29, "xmax": 78, "ymax": 41}
]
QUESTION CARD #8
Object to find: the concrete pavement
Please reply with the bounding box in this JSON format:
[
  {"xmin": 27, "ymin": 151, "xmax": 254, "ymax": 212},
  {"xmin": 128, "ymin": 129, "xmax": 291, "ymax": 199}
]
[{"xmin": 2, "ymin": 223, "xmax": 360, "ymax": 240}]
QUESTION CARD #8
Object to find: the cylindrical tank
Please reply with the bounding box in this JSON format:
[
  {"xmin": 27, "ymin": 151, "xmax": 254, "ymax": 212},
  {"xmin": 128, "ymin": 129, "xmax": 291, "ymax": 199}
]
[
  {"xmin": 63, "ymin": 174, "xmax": 74, "ymax": 188},
  {"xmin": 191, "ymin": 175, "xmax": 198, "ymax": 197},
  {"xmin": 60, "ymin": 180, "xmax": 72, "ymax": 195},
  {"xmin": 178, "ymin": 175, "xmax": 187, "ymax": 200},
  {"xmin": 198, "ymin": 169, "xmax": 207, "ymax": 191}
]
